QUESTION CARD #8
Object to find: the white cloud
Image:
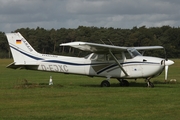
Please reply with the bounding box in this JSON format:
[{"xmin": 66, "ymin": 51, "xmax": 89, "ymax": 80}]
[{"xmin": 0, "ymin": 0, "xmax": 180, "ymax": 32}]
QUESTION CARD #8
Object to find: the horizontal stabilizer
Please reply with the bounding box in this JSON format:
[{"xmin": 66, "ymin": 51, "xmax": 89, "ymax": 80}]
[
  {"xmin": 6, "ymin": 62, "xmax": 22, "ymax": 69},
  {"xmin": 6, "ymin": 62, "xmax": 38, "ymax": 69}
]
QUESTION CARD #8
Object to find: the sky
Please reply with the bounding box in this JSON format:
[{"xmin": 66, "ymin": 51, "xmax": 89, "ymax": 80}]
[{"xmin": 0, "ymin": 0, "xmax": 180, "ymax": 32}]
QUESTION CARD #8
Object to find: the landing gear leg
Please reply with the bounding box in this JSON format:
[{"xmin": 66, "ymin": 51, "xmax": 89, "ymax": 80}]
[
  {"xmin": 146, "ymin": 77, "xmax": 154, "ymax": 88},
  {"xmin": 117, "ymin": 79, "xmax": 129, "ymax": 87}
]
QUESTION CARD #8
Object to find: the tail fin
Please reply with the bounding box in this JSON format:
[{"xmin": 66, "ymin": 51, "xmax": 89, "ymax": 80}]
[{"xmin": 6, "ymin": 32, "xmax": 43, "ymax": 66}]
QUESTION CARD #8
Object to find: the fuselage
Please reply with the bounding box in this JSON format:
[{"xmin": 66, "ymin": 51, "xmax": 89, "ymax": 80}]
[{"xmin": 31, "ymin": 53, "xmax": 165, "ymax": 80}]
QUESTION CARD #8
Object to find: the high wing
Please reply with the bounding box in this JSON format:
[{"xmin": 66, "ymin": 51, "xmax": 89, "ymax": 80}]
[
  {"xmin": 60, "ymin": 41, "xmax": 164, "ymax": 53},
  {"xmin": 134, "ymin": 46, "xmax": 164, "ymax": 50},
  {"xmin": 60, "ymin": 42, "xmax": 128, "ymax": 53}
]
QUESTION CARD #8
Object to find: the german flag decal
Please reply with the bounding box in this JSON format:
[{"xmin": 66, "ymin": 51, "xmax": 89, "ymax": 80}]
[{"xmin": 16, "ymin": 40, "xmax": 21, "ymax": 44}]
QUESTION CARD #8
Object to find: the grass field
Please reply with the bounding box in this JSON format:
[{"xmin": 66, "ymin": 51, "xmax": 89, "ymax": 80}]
[{"xmin": 0, "ymin": 59, "xmax": 180, "ymax": 120}]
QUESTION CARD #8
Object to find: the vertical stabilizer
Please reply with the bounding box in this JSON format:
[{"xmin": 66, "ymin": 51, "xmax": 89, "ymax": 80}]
[{"xmin": 6, "ymin": 32, "xmax": 43, "ymax": 65}]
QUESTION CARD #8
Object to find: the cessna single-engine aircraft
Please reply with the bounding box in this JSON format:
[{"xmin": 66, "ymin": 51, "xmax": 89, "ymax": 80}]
[{"xmin": 6, "ymin": 32, "xmax": 174, "ymax": 87}]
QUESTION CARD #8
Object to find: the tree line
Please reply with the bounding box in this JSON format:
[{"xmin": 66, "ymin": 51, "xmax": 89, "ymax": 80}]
[{"xmin": 0, "ymin": 25, "xmax": 179, "ymax": 58}]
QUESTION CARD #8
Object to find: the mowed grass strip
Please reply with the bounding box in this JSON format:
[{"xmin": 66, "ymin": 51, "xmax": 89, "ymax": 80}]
[{"xmin": 0, "ymin": 59, "xmax": 180, "ymax": 120}]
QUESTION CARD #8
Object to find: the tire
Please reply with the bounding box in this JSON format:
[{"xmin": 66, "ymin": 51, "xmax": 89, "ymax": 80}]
[
  {"xmin": 146, "ymin": 82, "xmax": 154, "ymax": 88},
  {"xmin": 101, "ymin": 80, "xmax": 110, "ymax": 87},
  {"xmin": 120, "ymin": 80, "xmax": 129, "ymax": 87},
  {"xmin": 149, "ymin": 82, "xmax": 154, "ymax": 88}
]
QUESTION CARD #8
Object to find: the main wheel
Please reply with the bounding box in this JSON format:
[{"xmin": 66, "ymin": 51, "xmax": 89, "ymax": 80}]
[
  {"xmin": 149, "ymin": 82, "xmax": 154, "ymax": 88},
  {"xmin": 101, "ymin": 80, "xmax": 110, "ymax": 87},
  {"xmin": 120, "ymin": 80, "xmax": 129, "ymax": 87}
]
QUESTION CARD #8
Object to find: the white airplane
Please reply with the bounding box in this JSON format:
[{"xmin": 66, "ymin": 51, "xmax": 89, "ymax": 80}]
[{"xmin": 6, "ymin": 32, "xmax": 174, "ymax": 87}]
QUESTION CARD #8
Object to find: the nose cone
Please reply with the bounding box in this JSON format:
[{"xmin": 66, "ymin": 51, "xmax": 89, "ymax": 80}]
[{"xmin": 165, "ymin": 60, "xmax": 174, "ymax": 66}]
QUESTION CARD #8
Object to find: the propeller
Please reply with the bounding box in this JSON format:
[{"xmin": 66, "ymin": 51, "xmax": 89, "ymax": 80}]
[
  {"xmin": 163, "ymin": 47, "xmax": 174, "ymax": 82},
  {"xmin": 164, "ymin": 59, "xmax": 174, "ymax": 81},
  {"xmin": 165, "ymin": 65, "xmax": 168, "ymax": 81}
]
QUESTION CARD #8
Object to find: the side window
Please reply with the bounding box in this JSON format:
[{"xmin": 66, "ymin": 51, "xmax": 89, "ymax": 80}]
[
  {"xmin": 90, "ymin": 53, "xmax": 124, "ymax": 61},
  {"xmin": 97, "ymin": 54, "xmax": 106, "ymax": 61},
  {"xmin": 90, "ymin": 54, "xmax": 106, "ymax": 61},
  {"xmin": 106, "ymin": 54, "xmax": 113, "ymax": 61},
  {"xmin": 106, "ymin": 53, "xmax": 122, "ymax": 61},
  {"xmin": 90, "ymin": 53, "xmax": 98, "ymax": 60}
]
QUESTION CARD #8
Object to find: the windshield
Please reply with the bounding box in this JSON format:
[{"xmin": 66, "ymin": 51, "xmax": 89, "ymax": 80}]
[{"xmin": 127, "ymin": 48, "xmax": 142, "ymax": 57}]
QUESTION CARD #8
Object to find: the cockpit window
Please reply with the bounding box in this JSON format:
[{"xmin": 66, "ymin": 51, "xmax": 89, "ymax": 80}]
[
  {"xmin": 127, "ymin": 48, "xmax": 142, "ymax": 57},
  {"xmin": 90, "ymin": 53, "xmax": 98, "ymax": 60},
  {"xmin": 90, "ymin": 53, "xmax": 122, "ymax": 61},
  {"xmin": 87, "ymin": 49, "xmax": 141, "ymax": 60},
  {"xmin": 84, "ymin": 54, "xmax": 91, "ymax": 59},
  {"xmin": 90, "ymin": 54, "xmax": 106, "ymax": 61}
]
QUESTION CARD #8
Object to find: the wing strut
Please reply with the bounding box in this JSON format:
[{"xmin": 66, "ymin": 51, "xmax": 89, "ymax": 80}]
[{"xmin": 109, "ymin": 50, "xmax": 129, "ymax": 76}]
